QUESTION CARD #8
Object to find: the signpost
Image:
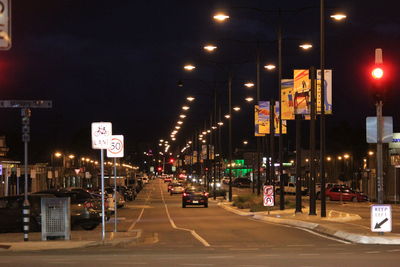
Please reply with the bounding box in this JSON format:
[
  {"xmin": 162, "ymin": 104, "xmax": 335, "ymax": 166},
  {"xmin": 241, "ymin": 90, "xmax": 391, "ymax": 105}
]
[
  {"xmin": 371, "ymin": 204, "xmax": 392, "ymax": 233},
  {"xmin": 0, "ymin": 100, "xmax": 52, "ymax": 241},
  {"xmin": 91, "ymin": 122, "xmax": 112, "ymax": 241},
  {"xmin": 263, "ymin": 185, "xmax": 274, "ymax": 208},
  {"xmin": 107, "ymin": 135, "xmax": 124, "ymax": 233}
]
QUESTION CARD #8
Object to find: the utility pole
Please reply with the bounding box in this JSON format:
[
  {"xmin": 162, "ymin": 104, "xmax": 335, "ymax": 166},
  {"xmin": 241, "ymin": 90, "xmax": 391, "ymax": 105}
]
[
  {"xmin": 0, "ymin": 100, "xmax": 52, "ymax": 241},
  {"xmin": 309, "ymin": 67, "xmax": 317, "ymax": 216}
]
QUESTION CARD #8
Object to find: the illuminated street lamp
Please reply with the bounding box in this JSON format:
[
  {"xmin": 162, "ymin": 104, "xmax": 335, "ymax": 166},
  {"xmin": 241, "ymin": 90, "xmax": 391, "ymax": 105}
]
[
  {"xmin": 224, "ymin": 114, "xmax": 230, "ymax": 119},
  {"xmin": 217, "ymin": 121, "xmax": 224, "ymax": 126},
  {"xmin": 204, "ymin": 45, "xmax": 217, "ymax": 52},
  {"xmin": 184, "ymin": 64, "xmax": 196, "ymax": 71},
  {"xmin": 186, "ymin": 96, "xmax": 195, "ymax": 102},
  {"xmin": 330, "ymin": 13, "xmax": 347, "ymax": 21},
  {"xmin": 244, "ymin": 82, "xmax": 255, "ymax": 88},
  {"xmin": 245, "ymin": 97, "xmax": 254, "ymax": 102},
  {"xmin": 264, "ymin": 64, "xmax": 276, "ymax": 70},
  {"xmin": 182, "ymin": 105, "xmax": 190, "ymax": 111},
  {"xmin": 243, "ymin": 140, "xmax": 248, "ymax": 145},
  {"xmin": 177, "ymin": 121, "xmax": 183, "ymax": 124},
  {"xmin": 299, "ymin": 43, "xmax": 313, "ymax": 50},
  {"xmin": 179, "ymin": 114, "xmax": 186, "ymax": 118},
  {"xmin": 213, "ymin": 13, "xmax": 230, "ymax": 22}
]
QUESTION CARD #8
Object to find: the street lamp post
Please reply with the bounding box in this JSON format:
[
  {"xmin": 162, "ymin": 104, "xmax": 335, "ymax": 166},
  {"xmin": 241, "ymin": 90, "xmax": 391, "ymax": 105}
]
[{"xmin": 228, "ymin": 72, "xmax": 233, "ymax": 202}]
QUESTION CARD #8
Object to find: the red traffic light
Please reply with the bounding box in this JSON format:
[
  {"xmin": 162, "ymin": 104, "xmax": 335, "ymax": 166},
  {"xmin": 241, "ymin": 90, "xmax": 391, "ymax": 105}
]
[
  {"xmin": 371, "ymin": 67, "xmax": 384, "ymax": 80},
  {"xmin": 157, "ymin": 167, "xmax": 162, "ymax": 171},
  {"xmin": 169, "ymin": 158, "xmax": 174, "ymax": 164}
]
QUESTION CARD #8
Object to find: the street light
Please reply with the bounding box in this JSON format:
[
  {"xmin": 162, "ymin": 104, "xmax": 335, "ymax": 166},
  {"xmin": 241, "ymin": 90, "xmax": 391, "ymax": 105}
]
[
  {"xmin": 186, "ymin": 96, "xmax": 195, "ymax": 102},
  {"xmin": 330, "ymin": 13, "xmax": 347, "ymax": 21},
  {"xmin": 180, "ymin": 114, "xmax": 186, "ymax": 118},
  {"xmin": 244, "ymin": 82, "xmax": 255, "ymax": 88},
  {"xmin": 182, "ymin": 105, "xmax": 190, "ymax": 110},
  {"xmin": 264, "ymin": 64, "xmax": 276, "ymax": 70},
  {"xmin": 299, "ymin": 43, "xmax": 313, "ymax": 50},
  {"xmin": 233, "ymin": 106, "xmax": 241, "ymax": 111},
  {"xmin": 213, "ymin": 13, "xmax": 230, "ymax": 22},
  {"xmin": 245, "ymin": 97, "xmax": 254, "ymax": 102},
  {"xmin": 184, "ymin": 64, "xmax": 196, "ymax": 71},
  {"xmin": 204, "ymin": 45, "xmax": 217, "ymax": 52}
]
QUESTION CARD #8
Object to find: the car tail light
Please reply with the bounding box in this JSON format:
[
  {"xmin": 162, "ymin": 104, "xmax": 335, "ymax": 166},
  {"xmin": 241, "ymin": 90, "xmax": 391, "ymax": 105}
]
[
  {"xmin": 204, "ymin": 192, "xmax": 209, "ymax": 197},
  {"xmin": 84, "ymin": 201, "xmax": 94, "ymax": 209},
  {"xmin": 183, "ymin": 193, "xmax": 188, "ymax": 197}
]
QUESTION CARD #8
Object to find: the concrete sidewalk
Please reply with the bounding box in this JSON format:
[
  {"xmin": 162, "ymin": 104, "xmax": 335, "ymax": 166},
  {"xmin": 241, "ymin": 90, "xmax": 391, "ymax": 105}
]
[{"xmin": 217, "ymin": 201, "xmax": 400, "ymax": 245}]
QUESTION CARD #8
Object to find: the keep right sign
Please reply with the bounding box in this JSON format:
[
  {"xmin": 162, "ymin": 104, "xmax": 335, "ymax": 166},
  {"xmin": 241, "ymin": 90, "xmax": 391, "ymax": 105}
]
[{"xmin": 371, "ymin": 204, "xmax": 392, "ymax": 232}]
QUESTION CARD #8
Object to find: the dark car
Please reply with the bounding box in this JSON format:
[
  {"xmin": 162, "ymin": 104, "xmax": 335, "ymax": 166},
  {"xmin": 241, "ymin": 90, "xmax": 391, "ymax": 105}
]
[
  {"xmin": 117, "ymin": 185, "xmax": 136, "ymax": 201},
  {"xmin": 33, "ymin": 189, "xmax": 102, "ymax": 230},
  {"xmin": 232, "ymin": 177, "xmax": 252, "ymax": 188},
  {"xmin": 182, "ymin": 186, "xmax": 209, "ymax": 208},
  {"xmin": 0, "ymin": 194, "xmax": 53, "ymax": 233}
]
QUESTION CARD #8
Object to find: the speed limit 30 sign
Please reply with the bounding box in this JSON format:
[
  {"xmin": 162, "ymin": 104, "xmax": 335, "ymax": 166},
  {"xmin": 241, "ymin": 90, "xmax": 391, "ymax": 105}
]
[{"xmin": 107, "ymin": 135, "xmax": 124, "ymax": 158}]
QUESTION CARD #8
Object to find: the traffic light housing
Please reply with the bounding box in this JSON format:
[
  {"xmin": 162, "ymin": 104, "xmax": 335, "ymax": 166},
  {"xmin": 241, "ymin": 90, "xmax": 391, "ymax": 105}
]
[{"xmin": 169, "ymin": 158, "xmax": 174, "ymax": 164}]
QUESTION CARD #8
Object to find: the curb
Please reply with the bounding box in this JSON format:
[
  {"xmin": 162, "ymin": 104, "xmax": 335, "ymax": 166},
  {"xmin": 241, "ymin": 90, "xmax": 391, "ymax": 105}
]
[
  {"xmin": 218, "ymin": 202, "xmax": 400, "ymax": 245},
  {"xmin": 0, "ymin": 231, "xmax": 141, "ymax": 252}
]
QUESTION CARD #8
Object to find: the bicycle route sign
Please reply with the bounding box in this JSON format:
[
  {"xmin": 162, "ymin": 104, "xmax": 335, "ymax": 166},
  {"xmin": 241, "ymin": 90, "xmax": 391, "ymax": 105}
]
[{"xmin": 91, "ymin": 122, "xmax": 112, "ymax": 149}]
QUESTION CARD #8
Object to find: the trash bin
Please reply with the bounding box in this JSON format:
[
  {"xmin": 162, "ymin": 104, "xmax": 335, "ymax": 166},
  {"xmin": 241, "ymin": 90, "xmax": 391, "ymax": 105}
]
[{"xmin": 41, "ymin": 197, "xmax": 70, "ymax": 240}]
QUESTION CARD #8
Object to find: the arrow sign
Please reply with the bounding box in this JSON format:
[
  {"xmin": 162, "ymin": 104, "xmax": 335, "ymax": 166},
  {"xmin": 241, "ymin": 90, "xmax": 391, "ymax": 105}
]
[
  {"xmin": 371, "ymin": 205, "xmax": 392, "ymax": 232},
  {"xmin": 374, "ymin": 218, "xmax": 388, "ymax": 229}
]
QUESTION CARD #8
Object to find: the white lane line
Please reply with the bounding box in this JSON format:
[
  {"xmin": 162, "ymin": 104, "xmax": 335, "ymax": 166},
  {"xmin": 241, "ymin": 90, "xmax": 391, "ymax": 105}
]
[
  {"xmin": 298, "ymin": 254, "xmax": 320, "ymax": 256},
  {"xmin": 207, "ymin": 256, "xmax": 234, "ymax": 259},
  {"xmin": 229, "ymin": 248, "xmax": 260, "ymax": 251},
  {"xmin": 388, "ymin": 249, "xmax": 400, "ymax": 252},
  {"xmin": 128, "ymin": 187, "xmax": 153, "ymax": 232},
  {"xmin": 180, "ymin": 264, "xmax": 214, "ymax": 266},
  {"xmin": 365, "ymin": 251, "xmax": 380, "ymax": 254},
  {"xmin": 159, "ymin": 182, "xmax": 211, "ymax": 247}
]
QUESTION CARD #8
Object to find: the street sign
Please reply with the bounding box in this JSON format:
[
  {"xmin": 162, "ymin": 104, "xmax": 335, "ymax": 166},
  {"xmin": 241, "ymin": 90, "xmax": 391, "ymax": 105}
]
[
  {"xmin": 371, "ymin": 204, "xmax": 392, "ymax": 232},
  {"xmin": 0, "ymin": 0, "xmax": 11, "ymax": 50},
  {"xmin": 263, "ymin": 185, "xmax": 274, "ymax": 207},
  {"xmin": 0, "ymin": 100, "xmax": 52, "ymax": 108},
  {"xmin": 366, "ymin": 116, "xmax": 393, "ymax": 143},
  {"xmin": 107, "ymin": 135, "xmax": 124, "ymax": 158},
  {"xmin": 91, "ymin": 122, "xmax": 112, "ymax": 149}
]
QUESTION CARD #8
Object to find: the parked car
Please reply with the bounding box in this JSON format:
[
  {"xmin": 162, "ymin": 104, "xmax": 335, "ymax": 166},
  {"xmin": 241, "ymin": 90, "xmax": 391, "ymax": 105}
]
[
  {"xmin": 105, "ymin": 187, "xmax": 125, "ymax": 208},
  {"xmin": 170, "ymin": 183, "xmax": 185, "ymax": 195},
  {"xmin": 0, "ymin": 194, "xmax": 54, "ymax": 233},
  {"xmin": 164, "ymin": 176, "xmax": 172, "ymax": 183},
  {"xmin": 182, "ymin": 186, "xmax": 209, "ymax": 208},
  {"xmin": 117, "ymin": 185, "xmax": 136, "ymax": 201},
  {"xmin": 325, "ymin": 187, "xmax": 367, "ymax": 202},
  {"xmin": 232, "ymin": 177, "xmax": 252, "ymax": 188}
]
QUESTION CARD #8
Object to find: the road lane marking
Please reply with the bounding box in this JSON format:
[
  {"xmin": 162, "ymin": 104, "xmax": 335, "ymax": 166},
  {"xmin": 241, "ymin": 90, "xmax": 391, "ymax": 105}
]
[
  {"xmin": 159, "ymin": 182, "xmax": 211, "ymax": 247},
  {"xmin": 128, "ymin": 185, "xmax": 154, "ymax": 231},
  {"xmin": 365, "ymin": 251, "xmax": 380, "ymax": 254}
]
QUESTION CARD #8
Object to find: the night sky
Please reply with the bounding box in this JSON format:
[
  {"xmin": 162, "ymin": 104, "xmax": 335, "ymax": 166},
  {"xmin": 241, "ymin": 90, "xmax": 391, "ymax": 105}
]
[{"xmin": 0, "ymin": 0, "xmax": 399, "ymax": 164}]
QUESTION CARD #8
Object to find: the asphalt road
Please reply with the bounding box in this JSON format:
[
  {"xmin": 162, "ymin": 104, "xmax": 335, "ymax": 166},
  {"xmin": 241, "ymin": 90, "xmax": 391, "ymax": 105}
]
[{"xmin": 2, "ymin": 179, "xmax": 400, "ymax": 266}]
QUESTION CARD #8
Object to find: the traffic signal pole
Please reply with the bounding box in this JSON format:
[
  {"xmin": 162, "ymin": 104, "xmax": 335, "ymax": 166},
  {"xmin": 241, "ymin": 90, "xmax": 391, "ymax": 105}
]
[{"xmin": 376, "ymin": 100, "xmax": 384, "ymax": 204}]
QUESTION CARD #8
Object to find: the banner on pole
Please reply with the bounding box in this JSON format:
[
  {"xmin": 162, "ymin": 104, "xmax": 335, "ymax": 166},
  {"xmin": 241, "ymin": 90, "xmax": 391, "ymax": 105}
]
[{"xmin": 293, "ymin": 69, "xmax": 332, "ymax": 115}]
